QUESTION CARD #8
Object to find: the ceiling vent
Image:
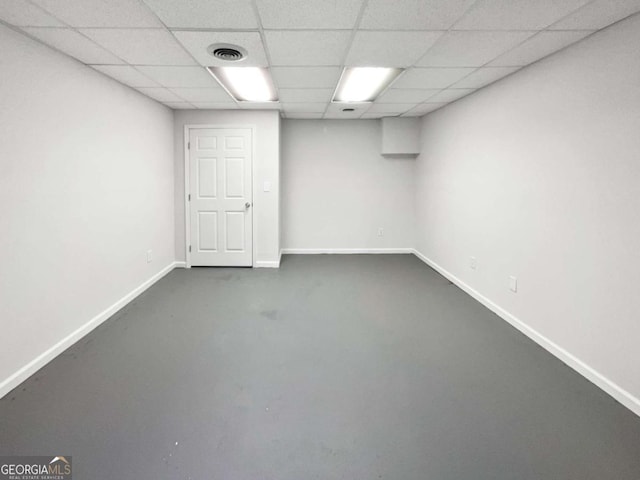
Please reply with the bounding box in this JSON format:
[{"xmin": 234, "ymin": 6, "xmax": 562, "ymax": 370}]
[{"xmin": 207, "ymin": 43, "xmax": 247, "ymax": 62}]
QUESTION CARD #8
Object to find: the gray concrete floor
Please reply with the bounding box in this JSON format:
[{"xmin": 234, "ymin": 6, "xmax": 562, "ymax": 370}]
[{"xmin": 1, "ymin": 254, "xmax": 639, "ymax": 479}]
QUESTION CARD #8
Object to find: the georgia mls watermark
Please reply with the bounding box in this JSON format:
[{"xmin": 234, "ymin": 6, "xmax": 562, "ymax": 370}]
[{"xmin": 0, "ymin": 456, "xmax": 71, "ymax": 480}]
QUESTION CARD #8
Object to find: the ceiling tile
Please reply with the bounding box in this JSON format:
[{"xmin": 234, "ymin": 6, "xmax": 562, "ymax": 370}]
[
  {"xmin": 282, "ymin": 102, "xmax": 327, "ymax": 113},
  {"xmin": 324, "ymin": 113, "xmax": 364, "ymax": 119},
  {"xmin": 164, "ymin": 102, "xmax": 195, "ymax": 109},
  {"xmin": 136, "ymin": 66, "xmax": 218, "ymax": 87},
  {"xmin": 32, "ymin": 0, "xmax": 163, "ymax": 27},
  {"xmin": 346, "ymin": 31, "xmax": 443, "ymax": 67},
  {"xmin": 402, "ymin": 102, "xmax": 447, "ymax": 116},
  {"xmin": 360, "ymin": 0, "xmax": 476, "ymax": 30},
  {"xmin": 453, "ymin": 0, "xmax": 591, "ymax": 30},
  {"xmin": 169, "ymin": 88, "xmax": 235, "ymax": 103},
  {"xmin": 278, "ymin": 89, "xmax": 334, "ymax": 103},
  {"xmin": 136, "ymin": 87, "xmax": 184, "ymax": 102},
  {"xmin": 92, "ymin": 65, "xmax": 159, "ymax": 87},
  {"xmin": 271, "ymin": 67, "xmax": 342, "ymax": 88},
  {"xmin": 285, "ymin": 113, "xmax": 324, "ymax": 119},
  {"xmin": 392, "ymin": 67, "xmax": 475, "ymax": 88},
  {"xmin": 256, "ymin": 0, "xmax": 364, "ymax": 29},
  {"xmin": 367, "ymin": 103, "xmax": 413, "ymax": 113},
  {"xmin": 490, "ymin": 30, "xmax": 592, "ymax": 66},
  {"xmin": 549, "ymin": 0, "xmax": 640, "ymax": 30},
  {"xmin": 142, "ymin": 0, "xmax": 258, "ymax": 29},
  {"xmin": 172, "ymin": 31, "xmax": 267, "ymax": 67},
  {"xmin": 81, "ymin": 28, "xmax": 195, "ymax": 65},
  {"xmin": 452, "ymin": 66, "xmax": 519, "ymax": 88},
  {"xmin": 427, "ymin": 88, "xmax": 475, "ymax": 103},
  {"xmin": 191, "ymin": 102, "xmax": 241, "ymax": 109},
  {"xmin": 376, "ymin": 88, "xmax": 440, "ymax": 103},
  {"xmin": 416, "ymin": 31, "xmax": 534, "ymax": 67},
  {"xmin": 0, "ymin": 1, "xmax": 63, "ymax": 26},
  {"xmin": 238, "ymin": 102, "xmax": 281, "ymax": 110},
  {"xmin": 360, "ymin": 112, "xmax": 392, "ymax": 118},
  {"xmin": 265, "ymin": 31, "xmax": 351, "ymax": 66},
  {"xmin": 23, "ymin": 27, "xmax": 124, "ymax": 64}
]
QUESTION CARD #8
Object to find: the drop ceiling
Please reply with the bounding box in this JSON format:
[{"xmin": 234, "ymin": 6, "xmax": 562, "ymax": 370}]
[{"xmin": 2, "ymin": 0, "xmax": 639, "ymax": 118}]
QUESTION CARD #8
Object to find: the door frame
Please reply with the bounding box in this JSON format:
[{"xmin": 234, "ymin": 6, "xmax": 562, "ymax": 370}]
[{"xmin": 183, "ymin": 124, "xmax": 257, "ymax": 268}]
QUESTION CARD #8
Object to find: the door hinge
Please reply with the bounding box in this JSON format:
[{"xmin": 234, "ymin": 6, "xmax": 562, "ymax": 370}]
[
  {"xmin": 188, "ymin": 141, "xmax": 191, "ymax": 150},
  {"xmin": 188, "ymin": 193, "xmax": 191, "ymax": 201},
  {"xmin": 189, "ymin": 245, "xmax": 192, "ymax": 253}
]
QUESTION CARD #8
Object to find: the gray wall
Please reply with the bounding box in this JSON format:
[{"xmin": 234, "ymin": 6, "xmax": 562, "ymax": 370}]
[
  {"xmin": 0, "ymin": 24, "xmax": 175, "ymax": 391},
  {"xmin": 414, "ymin": 14, "xmax": 640, "ymax": 411},
  {"xmin": 282, "ymin": 119, "xmax": 415, "ymax": 251}
]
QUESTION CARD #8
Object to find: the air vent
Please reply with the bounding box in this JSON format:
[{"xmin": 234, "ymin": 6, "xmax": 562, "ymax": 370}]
[
  {"xmin": 213, "ymin": 48, "xmax": 243, "ymax": 61},
  {"xmin": 207, "ymin": 43, "xmax": 247, "ymax": 62}
]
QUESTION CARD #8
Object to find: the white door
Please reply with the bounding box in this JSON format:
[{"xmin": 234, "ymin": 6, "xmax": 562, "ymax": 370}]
[{"xmin": 188, "ymin": 128, "xmax": 252, "ymax": 266}]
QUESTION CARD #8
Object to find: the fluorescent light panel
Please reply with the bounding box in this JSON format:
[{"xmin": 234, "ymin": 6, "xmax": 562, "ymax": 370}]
[
  {"xmin": 208, "ymin": 67, "xmax": 278, "ymax": 102},
  {"xmin": 333, "ymin": 67, "xmax": 403, "ymax": 103}
]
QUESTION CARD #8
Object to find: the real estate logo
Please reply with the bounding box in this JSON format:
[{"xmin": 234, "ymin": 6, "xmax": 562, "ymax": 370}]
[{"xmin": 0, "ymin": 456, "xmax": 72, "ymax": 480}]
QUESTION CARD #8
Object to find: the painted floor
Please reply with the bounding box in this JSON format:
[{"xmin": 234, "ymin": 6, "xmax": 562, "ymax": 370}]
[{"xmin": 1, "ymin": 254, "xmax": 639, "ymax": 479}]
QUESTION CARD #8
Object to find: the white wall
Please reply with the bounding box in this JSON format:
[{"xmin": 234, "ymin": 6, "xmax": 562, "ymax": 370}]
[
  {"xmin": 0, "ymin": 25, "xmax": 175, "ymax": 394},
  {"xmin": 173, "ymin": 110, "xmax": 281, "ymax": 266},
  {"xmin": 282, "ymin": 120, "xmax": 415, "ymax": 251},
  {"xmin": 415, "ymin": 14, "xmax": 640, "ymax": 413}
]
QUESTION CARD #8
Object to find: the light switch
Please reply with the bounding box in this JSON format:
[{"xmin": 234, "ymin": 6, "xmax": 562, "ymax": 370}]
[
  {"xmin": 263, "ymin": 181, "xmax": 271, "ymax": 192},
  {"xmin": 509, "ymin": 276, "xmax": 517, "ymax": 293}
]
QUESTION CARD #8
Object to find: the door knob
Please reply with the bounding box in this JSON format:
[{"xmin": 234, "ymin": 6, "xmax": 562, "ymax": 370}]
[{"xmin": 245, "ymin": 202, "xmax": 251, "ymax": 209}]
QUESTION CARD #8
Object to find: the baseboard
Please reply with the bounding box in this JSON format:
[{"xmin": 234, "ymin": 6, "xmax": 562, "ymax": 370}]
[
  {"xmin": 411, "ymin": 249, "xmax": 640, "ymax": 418},
  {"xmin": 255, "ymin": 259, "xmax": 280, "ymax": 268},
  {"xmin": 174, "ymin": 261, "xmax": 187, "ymax": 268},
  {"xmin": 0, "ymin": 261, "xmax": 179, "ymax": 399},
  {"xmin": 281, "ymin": 248, "xmax": 414, "ymax": 255},
  {"xmin": 257, "ymin": 248, "xmax": 413, "ymax": 265}
]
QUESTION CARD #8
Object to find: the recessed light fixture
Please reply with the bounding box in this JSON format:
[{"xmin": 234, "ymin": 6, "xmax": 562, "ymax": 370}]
[
  {"xmin": 207, "ymin": 67, "xmax": 278, "ymax": 102},
  {"xmin": 333, "ymin": 67, "xmax": 403, "ymax": 103}
]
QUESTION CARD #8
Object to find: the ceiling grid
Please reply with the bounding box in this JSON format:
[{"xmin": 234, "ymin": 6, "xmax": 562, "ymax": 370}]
[{"xmin": 1, "ymin": 0, "xmax": 638, "ymax": 118}]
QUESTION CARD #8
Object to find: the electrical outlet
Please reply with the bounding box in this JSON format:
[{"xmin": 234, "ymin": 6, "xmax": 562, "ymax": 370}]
[
  {"xmin": 509, "ymin": 276, "xmax": 517, "ymax": 293},
  {"xmin": 147, "ymin": 250, "xmax": 153, "ymax": 263},
  {"xmin": 470, "ymin": 256, "xmax": 477, "ymax": 270},
  {"xmin": 377, "ymin": 227, "xmax": 384, "ymax": 237}
]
